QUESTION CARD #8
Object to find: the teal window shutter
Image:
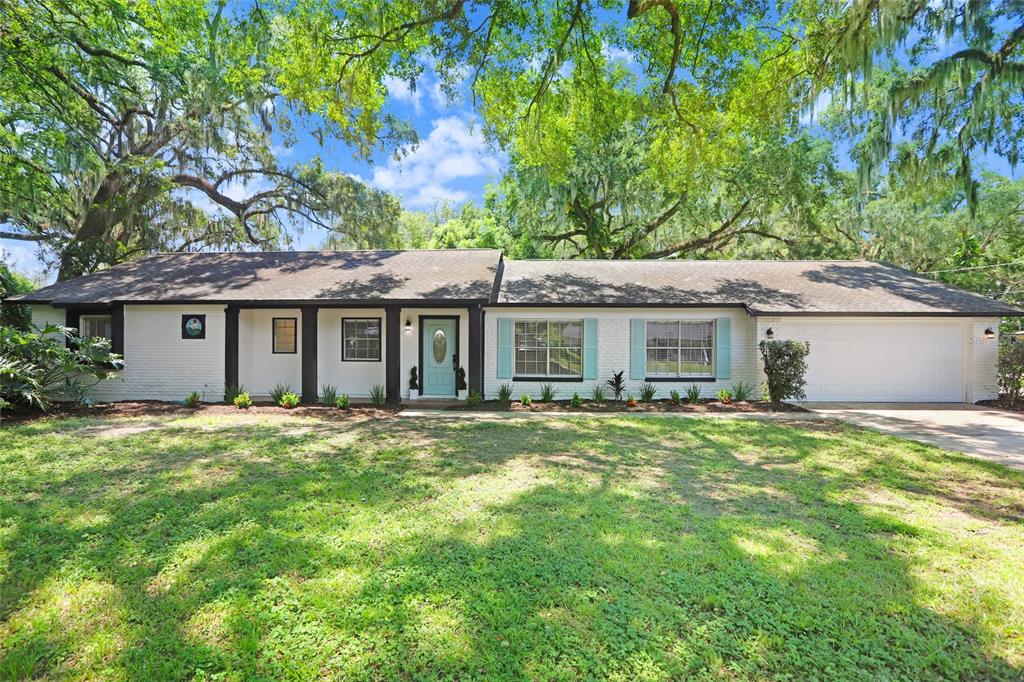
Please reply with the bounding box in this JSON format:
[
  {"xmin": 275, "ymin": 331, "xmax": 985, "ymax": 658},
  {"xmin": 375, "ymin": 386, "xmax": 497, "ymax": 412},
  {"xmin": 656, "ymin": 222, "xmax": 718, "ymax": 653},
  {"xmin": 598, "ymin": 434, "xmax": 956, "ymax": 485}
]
[
  {"xmin": 497, "ymin": 318, "xmax": 513, "ymax": 379},
  {"xmin": 630, "ymin": 319, "xmax": 646, "ymax": 380},
  {"xmin": 583, "ymin": 318, "xmax": 598, "ymax": 379},
  {"xmin": 715, "ymin": 318, "xmax": 731, "ymax": 379}
]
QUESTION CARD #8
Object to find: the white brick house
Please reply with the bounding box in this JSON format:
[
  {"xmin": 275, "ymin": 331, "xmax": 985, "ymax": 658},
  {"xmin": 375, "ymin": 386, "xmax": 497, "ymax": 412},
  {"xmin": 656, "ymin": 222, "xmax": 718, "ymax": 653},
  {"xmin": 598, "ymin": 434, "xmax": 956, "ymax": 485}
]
[{"xmin": 6, "ymin": 250, "xmax": 1020, "ymax": 404}]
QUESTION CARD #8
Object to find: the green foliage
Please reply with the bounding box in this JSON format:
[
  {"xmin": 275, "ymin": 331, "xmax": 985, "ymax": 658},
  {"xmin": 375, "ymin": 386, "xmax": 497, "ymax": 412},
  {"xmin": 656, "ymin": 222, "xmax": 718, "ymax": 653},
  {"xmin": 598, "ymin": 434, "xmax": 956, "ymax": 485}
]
[
  {"xmin": 0, "ymin": 323, "xmax": 121, "ymax": 410},
  {"xmin": 0, "ymin": 262, "xmax": 34, "ymax": 330},
  {"xmin": 639, "ymin": 383, "xmax": 657, "ymax": 402},
  {"xmin": 268, "ymin": 383, "xmax": 292, "ymax": 405},
  {"xmin": 625, "ymin": 394, "xmax": 637, "ymax": 406},
  {"xmin": 335, "ymin": 394, "xmax": 351, "ymax": 409},
  {"xmin": 570, "ymin": 392, "xmax": 583, "ymax": 408},
  {"xmin": 998, "ymin": 341, "xmax": 1024, "ymax": 406},
  {"xmin": 369, "ymin": 384, "xmax": 386, "ymax": 408},
  {"xmin": 539, "ymin": 383, "xmax": 555, "ymax": 402},
  {"xmin": 320, "ymin": 384, "xmax": 339, "ymax": 405},
  {"xmin": 279, "ymin": 392, "xmax": 301, "ymax": 409},
  {"xmin": 497, "ymin": 383, "xmax": 514, "ymax": 407},
  {"xmin": 731, "ymin": 382, "xmax": 755, "ymax": 402},
  {"xmin": 759, "ymin": 340, "xmax": 811, "ymax": 404},
  {"xmin": 0, "ymin": 0, "xmax": 400, "ymax": 280},
  {"xmin": 466, "ymin": 391, "xmax": 482, "ymax": 407},
  {"xmin": 184, "ymin": 391, "xmax": 201, "ymax": 409},
  {"xmin": 233, "ymin": 392, "xmax": 253, "ymax": 409},
  {"xmin": 224, "ymin": 384, "xmax": 246, "ymax": 403},
  {"xmin": 685, "ymin": 384, "xmax": 703, "ymax": 404},
  {"xmin": 717, "ymin": 389, "xmax": 733, "ymax": 405},
  {"xmin": 520, "ymin": 393, "xmax": 532, "ymax": 406},
  {"xmin": 455, "ymin": 367, "xmax": 467, "ymax": 391},
  {"xmin": 408, "ymin": 367, "xmax": 419, "ymax": 391},
  {"xmin": 669, "ymin": 390, "xmax": 681, "ymax": 406},
  {"xmin": 606, "ymin": 371, "xmax": 626, "ymax": 401},
  {"xmin": 591, "ymin": 386, "xmax": 606, "ymax": 404}
]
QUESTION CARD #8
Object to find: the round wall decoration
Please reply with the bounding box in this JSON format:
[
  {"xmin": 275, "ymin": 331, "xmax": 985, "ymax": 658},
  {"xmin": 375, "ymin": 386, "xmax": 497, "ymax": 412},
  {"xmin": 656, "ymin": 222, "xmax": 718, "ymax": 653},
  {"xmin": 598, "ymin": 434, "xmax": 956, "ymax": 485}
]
[{"xmin": 181, "ymin": 314, "xmax": 207, "ymax": 339}]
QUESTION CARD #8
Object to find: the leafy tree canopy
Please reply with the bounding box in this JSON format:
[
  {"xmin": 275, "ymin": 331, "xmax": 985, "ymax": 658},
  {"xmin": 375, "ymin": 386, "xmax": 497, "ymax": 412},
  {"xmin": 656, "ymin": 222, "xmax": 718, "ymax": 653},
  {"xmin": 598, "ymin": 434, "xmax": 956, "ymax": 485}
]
[{"xmin": 0, "ymin": 0, "xmax": 401, "ymax": 280}]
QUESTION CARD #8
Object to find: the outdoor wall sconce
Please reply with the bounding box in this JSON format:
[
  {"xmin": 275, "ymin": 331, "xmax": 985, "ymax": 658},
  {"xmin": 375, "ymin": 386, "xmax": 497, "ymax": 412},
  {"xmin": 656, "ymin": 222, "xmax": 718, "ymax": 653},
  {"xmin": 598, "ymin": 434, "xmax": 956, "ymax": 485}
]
[
  {"xmin": 983, "ymin": 327, "xmax": 995, "ymax": 340},
  {"xmin": 765, "ymin": 327, "xmax": 774, "ymax": 339},
  {"xmin": 404, "ymin": 318, "xmax": 412, "ymax": 335}
]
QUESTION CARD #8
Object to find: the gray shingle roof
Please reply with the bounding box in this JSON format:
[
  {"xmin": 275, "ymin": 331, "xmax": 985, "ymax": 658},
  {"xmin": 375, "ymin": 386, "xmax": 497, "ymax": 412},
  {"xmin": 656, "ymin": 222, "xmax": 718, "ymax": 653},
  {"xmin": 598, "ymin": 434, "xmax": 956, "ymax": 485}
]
[
  {"xmin": 9, "ymin": 249, "xmax": 502, "ymax": 305},
  {"xmin": 7, "ymin": 252, "xmax": 1020, "ymax": 316},
  {"xmin": 495, "ymin": 259, "xmax": 1024, "ymax": 316}
]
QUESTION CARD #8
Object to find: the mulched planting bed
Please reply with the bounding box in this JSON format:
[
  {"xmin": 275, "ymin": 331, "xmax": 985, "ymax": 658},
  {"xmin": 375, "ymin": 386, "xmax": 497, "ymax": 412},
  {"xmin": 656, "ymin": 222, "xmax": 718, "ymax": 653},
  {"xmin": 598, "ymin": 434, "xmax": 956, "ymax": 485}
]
[
  {"xmin": 0, "ymin": 400, "xmax": 400, "ymax": 424},
  {"xmin": 447, "ymin": 398, "xmax": 805, "ymax": 413},
  {"xmin": 977, "ymin": 398, "xmax": 1024, "ymax": 414}
]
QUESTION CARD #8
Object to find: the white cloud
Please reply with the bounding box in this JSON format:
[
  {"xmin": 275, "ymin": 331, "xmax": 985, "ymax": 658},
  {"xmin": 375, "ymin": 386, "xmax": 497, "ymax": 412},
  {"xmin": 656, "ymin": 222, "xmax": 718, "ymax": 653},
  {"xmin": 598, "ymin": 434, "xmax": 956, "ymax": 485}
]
[
  {"xmin": 365, "ymin": 116, "xmax": 503, "ymax": 208},
  {"xmin": 383, "ymin": 75, "xmax": 424, "ymax": 115}
]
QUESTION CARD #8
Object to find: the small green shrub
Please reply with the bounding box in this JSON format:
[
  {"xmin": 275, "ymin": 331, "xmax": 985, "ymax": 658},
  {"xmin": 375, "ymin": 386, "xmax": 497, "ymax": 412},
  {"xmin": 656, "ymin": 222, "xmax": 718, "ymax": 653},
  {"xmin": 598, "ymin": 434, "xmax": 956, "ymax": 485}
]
[
  {"xmin": 539, "ymin": 383, "xmax": 555, "ymax": 402},
  {"xmin": 455, "ymin": 367, "xmax": 467, "ymax": 391},
  {"xmin": 369, "ymin": 384, "xmax": 386, "ymax": 407},
  {"xmin": 320, "ymin": 384, "xmax": 339, "ymax": 405},
  {"xmin": 233, "ymin": 392, "xmax": 253, "ymax": 409},
  {"xmin": 184, "ymin": 391, "xmax": 201, "ymax": 408},
  {"xmin": 606, "ymin": 371, "xmax": 625, "ymax": 401},
  {"xmin": 268, "ymin": 383, "xmax": 292, "ymax": 404},
  {"xmin": 224, "ymin": 384, "xmax": 246, "ymax": 403},
  {"xmin": 717, "ymin": 389, "xmax": 733, "ymax": 404},
  {"xmin": 409, "ymin": 367, "xmax": 419, "ymax": 391},
  {"xmin": 497, "ymin": 383, "xmax": 514, "ymax": 406},
  {"xmin": 759, "ymin": 340, "xmax": 811, "ymax": 404},
  {"xmin": 466, "ymin": 391, "xmax": 482, "ymax": 407},
  {"xmin": 669, "ymin": 389, "xmax": 681, "ymax": 405},
  {"xmin": 570, "ymin": 392, "xmax": 582, "ymax": 408},
  {"xmin": 279, "ymin": 391, "xmax": 300, "ymax": 409},
  {"xmin": 591, "ymin": 385, "xmax": 605, "ymax": 403},
  {"xmin": 685, "ymin": 384, "xmax": 702, "ymax": 404},
  {"xmin": 639, "ymin": 382, "xmax": 657, "ymax": 402},
  {"xmin": 731, "ymin": 381, "xmax": 755, "ymax": 402},
  {"xmin": 335, "ymin": 394, "xmax": 350, "ymax": 409},
  {"xmin": 520, "ymin": 393, "xmax": 532, "ymax": 406},
  {"xmin": 998, "ymin": 340, "xmax": 1024, "ymax": 406}
]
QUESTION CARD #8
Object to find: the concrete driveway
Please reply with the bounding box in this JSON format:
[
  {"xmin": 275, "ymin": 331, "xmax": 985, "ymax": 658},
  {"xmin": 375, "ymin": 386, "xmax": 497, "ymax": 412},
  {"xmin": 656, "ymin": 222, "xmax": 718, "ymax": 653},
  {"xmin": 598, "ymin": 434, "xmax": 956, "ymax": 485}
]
[{"xmin": 804, "ymin": 403, "xmax": 1024, "ymax": 470}]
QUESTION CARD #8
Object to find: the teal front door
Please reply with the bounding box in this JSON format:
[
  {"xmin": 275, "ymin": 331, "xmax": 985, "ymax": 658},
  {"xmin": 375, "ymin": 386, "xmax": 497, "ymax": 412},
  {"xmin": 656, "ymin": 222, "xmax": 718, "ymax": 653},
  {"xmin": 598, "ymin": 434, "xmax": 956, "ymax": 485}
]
[{"xmin": 422, "ymin": 319, "xmax": 457, "ymax": 396}]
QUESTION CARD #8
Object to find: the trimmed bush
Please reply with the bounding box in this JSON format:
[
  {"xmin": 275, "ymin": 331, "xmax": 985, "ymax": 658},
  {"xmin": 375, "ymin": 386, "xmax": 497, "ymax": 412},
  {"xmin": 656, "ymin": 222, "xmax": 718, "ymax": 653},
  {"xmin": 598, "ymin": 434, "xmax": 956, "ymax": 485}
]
[
  {"xmin": 717, "ymin": 389, "xmax": 732, "ymax": 405},
  {"xmin": 335, "ymin": 394, "xmax": 351, "ymax": 409},
  {"xmin": 279, "ymin": 392, "xmax": 300, "ymax": 409},
  {"xmin": 520, "ymin": 393, "xmax": 532, "ymax": 406},
  {"xmin": 998, "ymin": 340, "xmax": 1024, "ymax": 406},
  {"xmin": 759, "ymin": 340, "xmax": 811, "ymax": 404},
  {"xmin": 233, "ymin": 392, "xmax": 253, "ymax": 409}
]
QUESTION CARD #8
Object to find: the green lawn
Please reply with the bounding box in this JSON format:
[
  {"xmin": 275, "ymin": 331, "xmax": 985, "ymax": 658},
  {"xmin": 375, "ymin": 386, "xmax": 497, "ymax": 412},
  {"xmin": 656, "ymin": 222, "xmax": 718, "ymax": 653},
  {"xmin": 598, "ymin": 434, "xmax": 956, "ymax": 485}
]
[{"xmin": 1, "ymin": 412, "xmax": 1022, "ymax": 681}]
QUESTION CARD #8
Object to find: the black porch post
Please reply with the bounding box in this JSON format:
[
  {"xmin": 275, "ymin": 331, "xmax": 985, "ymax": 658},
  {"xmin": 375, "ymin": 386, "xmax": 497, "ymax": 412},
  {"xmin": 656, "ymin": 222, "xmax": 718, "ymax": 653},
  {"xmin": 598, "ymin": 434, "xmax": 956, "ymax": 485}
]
[
  {"xmin": 301, "ymin": 305, "xmax": 318, "ymax": 404},
  {"xmin": 385, "ymin": 305, "xmax": 401, "ymax": 403},
  {"xmin": 468, "ymin": 305, "xmax": 483, "ymax": 396},
  {"xmin": 225, "ymin": 305, "xmax": 239, "ymax": 394}
]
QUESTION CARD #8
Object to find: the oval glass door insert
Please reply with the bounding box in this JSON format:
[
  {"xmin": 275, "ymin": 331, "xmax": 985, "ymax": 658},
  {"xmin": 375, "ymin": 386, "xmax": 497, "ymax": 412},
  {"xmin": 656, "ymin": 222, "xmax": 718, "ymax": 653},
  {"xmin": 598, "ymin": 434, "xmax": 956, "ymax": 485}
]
[{"xmin": 432, "ymin": 328, "xmax": 447, "ymax": 363}]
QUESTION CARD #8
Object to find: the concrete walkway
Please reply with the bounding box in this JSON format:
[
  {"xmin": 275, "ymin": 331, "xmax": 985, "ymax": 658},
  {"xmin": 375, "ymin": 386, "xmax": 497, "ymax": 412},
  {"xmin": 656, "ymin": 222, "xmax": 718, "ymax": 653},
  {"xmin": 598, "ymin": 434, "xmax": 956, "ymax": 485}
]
[{"xmin": 803, "ymin": 403, "xmax": 1024, "ymax": 470}]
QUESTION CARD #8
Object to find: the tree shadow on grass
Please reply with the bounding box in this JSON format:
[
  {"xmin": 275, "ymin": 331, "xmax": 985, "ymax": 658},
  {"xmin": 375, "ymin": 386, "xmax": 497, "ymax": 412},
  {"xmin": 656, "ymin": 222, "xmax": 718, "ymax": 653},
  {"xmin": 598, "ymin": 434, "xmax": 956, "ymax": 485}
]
[{"xmin": 0, "ymin": 415, "xmax": 1021, "ymax": 679}]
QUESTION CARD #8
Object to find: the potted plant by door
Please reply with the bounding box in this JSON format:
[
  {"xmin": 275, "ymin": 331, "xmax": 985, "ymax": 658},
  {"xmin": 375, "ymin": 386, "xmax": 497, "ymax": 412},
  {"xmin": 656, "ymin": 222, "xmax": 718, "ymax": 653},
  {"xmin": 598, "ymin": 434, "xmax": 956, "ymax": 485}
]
[
  {"xmin": 456, "ymin": 366, "xmax": 468, "ymax": 400},
  {"xmin": 409, "ymin": 366, "xmax": 419, "ymax": 399}
]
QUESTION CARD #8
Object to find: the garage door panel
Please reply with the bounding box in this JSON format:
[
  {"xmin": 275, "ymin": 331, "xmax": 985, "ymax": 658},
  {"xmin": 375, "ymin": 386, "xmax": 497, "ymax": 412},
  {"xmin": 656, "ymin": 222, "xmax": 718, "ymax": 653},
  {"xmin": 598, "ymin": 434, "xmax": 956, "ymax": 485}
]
[{"xmin": 779, "ymin": 319, "xmax": 964, "ymax": 402}]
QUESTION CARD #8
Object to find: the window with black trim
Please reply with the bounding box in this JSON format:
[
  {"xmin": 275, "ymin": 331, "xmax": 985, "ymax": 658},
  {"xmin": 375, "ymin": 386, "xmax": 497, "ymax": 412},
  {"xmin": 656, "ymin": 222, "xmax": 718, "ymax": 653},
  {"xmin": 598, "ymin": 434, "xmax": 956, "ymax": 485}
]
[
  {"xmin": 79, "ymin": 314, "xmax": 113, "ymax": 340},
  {"xmin": 646, "ymin": 320, "xmax": 714, "ymax": 378},
  {"xmin": 514, "ymin": 320, "xmax": 582, "ymax": 378},
  {"xmin": 343, "ymin": 318, "xmax": 381, "ymax": 361},
  {"xmin": 272, "ymin": 317, "xmax": 297, "ymax": 354}
]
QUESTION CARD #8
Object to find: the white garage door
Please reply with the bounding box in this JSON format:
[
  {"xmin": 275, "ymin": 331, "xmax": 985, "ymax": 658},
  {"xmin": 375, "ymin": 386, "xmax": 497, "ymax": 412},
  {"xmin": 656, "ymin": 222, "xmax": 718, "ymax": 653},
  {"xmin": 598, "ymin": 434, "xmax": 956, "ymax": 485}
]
[{"xmin": 779, "ymin": 319, "xmax": 965, "ymax": 402}]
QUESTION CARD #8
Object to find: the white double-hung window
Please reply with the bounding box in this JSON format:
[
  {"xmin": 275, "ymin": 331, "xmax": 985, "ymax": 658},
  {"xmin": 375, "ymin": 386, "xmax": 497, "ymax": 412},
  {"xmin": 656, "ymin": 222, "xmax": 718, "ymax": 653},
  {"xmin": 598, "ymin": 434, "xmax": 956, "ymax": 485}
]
[
  {"xmin": 79, "ymin": 314, "xmax": 113, "ymax": 340},
  {"xmin": 514, "ymin": 320, "xmax": 583, "ymax": 378},
  {"xmin": 645, "ymin": 321, "xmax": 715, "ymax": 377}
]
